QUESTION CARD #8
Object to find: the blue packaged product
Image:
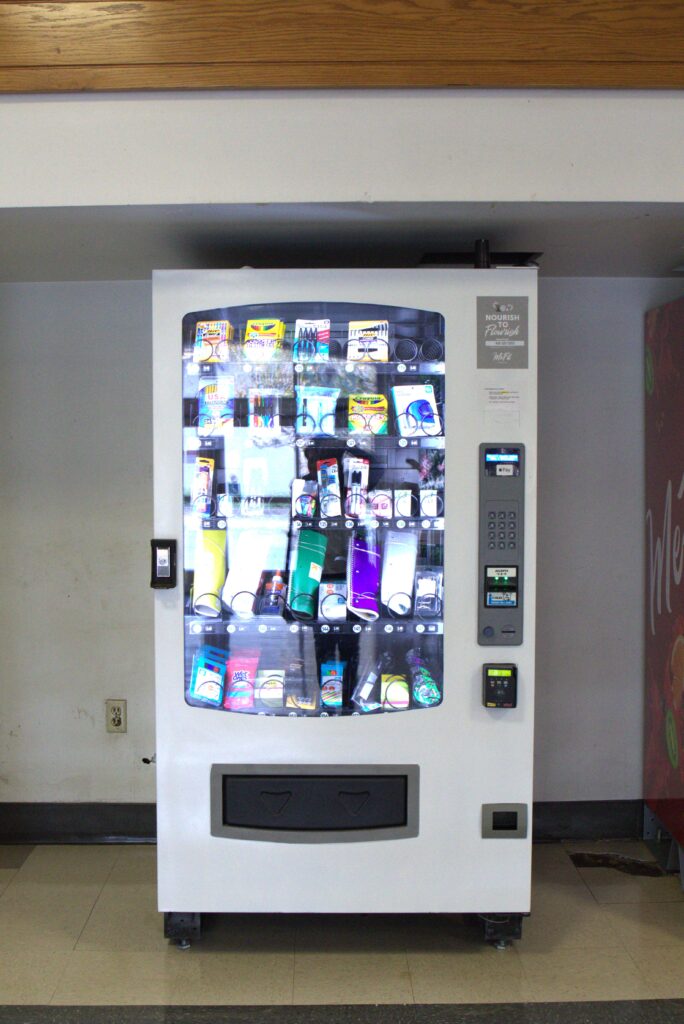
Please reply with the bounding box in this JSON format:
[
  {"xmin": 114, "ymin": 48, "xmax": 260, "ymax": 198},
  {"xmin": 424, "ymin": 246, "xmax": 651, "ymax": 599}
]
[{"xmin": 188, "ymin": 646, "xmax": 227, "ymax": 706}]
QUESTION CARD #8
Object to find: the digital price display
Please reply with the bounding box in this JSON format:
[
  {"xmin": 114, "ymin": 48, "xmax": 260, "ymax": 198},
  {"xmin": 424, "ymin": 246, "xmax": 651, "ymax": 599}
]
[{"xmin": 484, "ymin": 448, "xmax": 521, "ymax": 478}]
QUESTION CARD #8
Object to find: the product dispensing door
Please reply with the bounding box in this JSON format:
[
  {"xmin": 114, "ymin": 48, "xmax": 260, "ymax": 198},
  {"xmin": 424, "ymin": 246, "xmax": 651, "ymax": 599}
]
[{"xmin": 152, "ymin": 268, "xmax": 537, "ymax": 945}]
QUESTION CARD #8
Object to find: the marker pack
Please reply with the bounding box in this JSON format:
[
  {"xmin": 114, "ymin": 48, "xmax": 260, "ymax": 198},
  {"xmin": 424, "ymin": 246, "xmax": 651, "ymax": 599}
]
[{"xmin": 294, "ymin": 318, "xmax": 331, "ymax": 362}]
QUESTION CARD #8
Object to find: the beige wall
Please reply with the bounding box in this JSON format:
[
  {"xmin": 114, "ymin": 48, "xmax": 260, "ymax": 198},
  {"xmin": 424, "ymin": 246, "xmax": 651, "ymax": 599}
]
[{"xmin": 2, "ymin": 90, "xmax": 684, "ymax": 208}]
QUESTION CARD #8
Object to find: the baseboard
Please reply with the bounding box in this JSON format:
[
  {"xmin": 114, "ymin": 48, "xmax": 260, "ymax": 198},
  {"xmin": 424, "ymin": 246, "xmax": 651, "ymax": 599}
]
[
  {"xmin": 0, "ymin": 802, "xmax": 156, "ymax": 844},
  {"xmin": 0, "ymin": 800, "xmax": 643, "ymax": 844},
  {"xmin": 533, "ymin": 799, "xmax": 644, "ymax": 841}
]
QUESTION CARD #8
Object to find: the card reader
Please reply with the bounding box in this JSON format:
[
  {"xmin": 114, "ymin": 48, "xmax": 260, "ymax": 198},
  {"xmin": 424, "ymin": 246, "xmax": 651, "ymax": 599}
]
[{"xmin": 482, "ymin": 664, "xmax": 517, "ymax": 708}]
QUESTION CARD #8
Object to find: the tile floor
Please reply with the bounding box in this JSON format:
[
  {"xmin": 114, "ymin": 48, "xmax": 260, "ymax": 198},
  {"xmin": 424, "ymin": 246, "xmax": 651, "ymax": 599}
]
[{"xmin": 0, "ymin": 840, "xmax": 683, "ymax": 1005}]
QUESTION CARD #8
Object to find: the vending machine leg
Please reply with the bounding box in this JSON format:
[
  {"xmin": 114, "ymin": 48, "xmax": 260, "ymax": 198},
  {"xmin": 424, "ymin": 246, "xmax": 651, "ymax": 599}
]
[
  {"xmin": 164, "ymin": 912, "xmax": 202, "ymax": 948},
  {"xmin": 478, "ymin": 913, "xmax": 525, "ymax": 948}
]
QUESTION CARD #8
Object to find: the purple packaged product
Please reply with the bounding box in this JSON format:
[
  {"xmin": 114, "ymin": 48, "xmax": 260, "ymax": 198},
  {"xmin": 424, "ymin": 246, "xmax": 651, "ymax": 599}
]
[{"xmin": 346, "ymin": 532, "xmax": 381, "ymax": 621}]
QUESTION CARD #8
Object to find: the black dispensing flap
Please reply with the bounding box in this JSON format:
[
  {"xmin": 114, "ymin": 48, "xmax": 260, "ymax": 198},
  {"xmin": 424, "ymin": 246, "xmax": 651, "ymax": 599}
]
[{"xmin": 222, "ymin": 773, "xmax": 408, "ymax": 831}]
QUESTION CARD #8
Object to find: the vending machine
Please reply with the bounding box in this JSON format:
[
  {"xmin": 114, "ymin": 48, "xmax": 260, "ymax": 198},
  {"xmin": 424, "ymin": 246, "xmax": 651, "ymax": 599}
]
[{"xmin": 152, "ymin": 268, "xmax": 537, "ymax": 945}]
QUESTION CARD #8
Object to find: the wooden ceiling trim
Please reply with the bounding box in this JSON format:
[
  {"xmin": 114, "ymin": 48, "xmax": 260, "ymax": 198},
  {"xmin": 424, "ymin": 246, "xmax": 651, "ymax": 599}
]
[{"xmin": 1, "ymin": 1, "xmax": 683, "ymax": 92}]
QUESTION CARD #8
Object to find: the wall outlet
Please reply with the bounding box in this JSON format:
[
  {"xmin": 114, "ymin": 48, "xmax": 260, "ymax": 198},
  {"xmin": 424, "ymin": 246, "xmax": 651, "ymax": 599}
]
[{"xmin": 105, "ymin": 699, "xmax": 127, "ymax": 734}]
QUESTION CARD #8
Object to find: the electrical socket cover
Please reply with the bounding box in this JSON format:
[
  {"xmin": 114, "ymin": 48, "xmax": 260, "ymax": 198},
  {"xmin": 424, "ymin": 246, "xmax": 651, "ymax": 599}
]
[{"xmin": 106, "ymin": 699, "xmax": 127, "ymax": 734}]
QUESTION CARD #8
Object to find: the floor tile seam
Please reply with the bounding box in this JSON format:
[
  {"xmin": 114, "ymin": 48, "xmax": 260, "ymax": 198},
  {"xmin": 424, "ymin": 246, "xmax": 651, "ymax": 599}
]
[
  {"xmin": 0, "ymin": 869, "xmax": 20, "ymax": 901},
  {"xmin": 70, "ymin": 851, "xmax": 120, "ymax": 951},
  {"xmin": 621, "ymin": 944, "xmax": 681, "ymax": 998},
  {"xmin": 402, "ymin": 949, "xmax": 417, "ymax": 1005},
  {"xmin": 290, "ymin": 942, "xmax": 296, "ymax": 1005}
]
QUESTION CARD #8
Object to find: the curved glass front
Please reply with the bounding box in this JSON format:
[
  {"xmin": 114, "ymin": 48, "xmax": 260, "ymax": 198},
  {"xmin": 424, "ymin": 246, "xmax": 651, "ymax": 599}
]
[{"xmin": 182, "ymin": 301, "xmax": 445, "ymax": 716}]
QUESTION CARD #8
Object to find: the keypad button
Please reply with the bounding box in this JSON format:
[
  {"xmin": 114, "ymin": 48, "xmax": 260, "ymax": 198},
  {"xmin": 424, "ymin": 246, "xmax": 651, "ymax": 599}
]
[
  {"xmin": 508, "ymin": 542, "xmax": 516, "ymax": 549},
  {"xmin": 508, "ymin": 532, "xmax": 516, "ymax": 540},
  {"xmin": 488, "ymin": 511, "xmax": 496, "ymax": 519},
  {"xmin": 488, "ymin": 542, "xmax": 496, "ymax": 549},
  {"xmin": 498, "ymin": 511, "xmax": 506, "ymax": 518},
  {"xmin": 498, "ymin": 541, "xmax": 506, "ymax": 549},
  {"xmin": 499, "ymin": 532, "xmax": 506, "ymax": 540},
  {"xmin": 508, "ymin": 511, "xmax": 516, "ymax": 519}
]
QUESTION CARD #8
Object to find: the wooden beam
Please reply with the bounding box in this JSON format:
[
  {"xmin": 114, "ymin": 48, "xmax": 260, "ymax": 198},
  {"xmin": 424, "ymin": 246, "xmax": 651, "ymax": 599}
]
[{"xmin": 1, "ymin": 1, "xmax": 683, "ymax": 92}]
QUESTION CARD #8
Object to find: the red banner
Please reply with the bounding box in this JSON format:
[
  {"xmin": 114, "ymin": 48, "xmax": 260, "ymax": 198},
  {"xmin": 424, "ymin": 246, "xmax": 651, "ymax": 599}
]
[{"xmin": 645, "ymin": 294, "xmax": 684, "ymax": 841}]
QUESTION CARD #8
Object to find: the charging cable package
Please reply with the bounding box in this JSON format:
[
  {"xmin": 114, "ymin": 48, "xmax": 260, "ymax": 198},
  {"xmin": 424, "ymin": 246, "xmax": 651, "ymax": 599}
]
[{"xmin": 391, "ymin": 383, "xmax": 442, "ymax": 438}]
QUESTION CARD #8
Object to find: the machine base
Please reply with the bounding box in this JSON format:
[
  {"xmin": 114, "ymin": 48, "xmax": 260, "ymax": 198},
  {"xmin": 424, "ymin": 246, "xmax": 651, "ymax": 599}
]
[
  {"xmin": 162, "ymin": 911, "xmax": 526, "ymax": 948},
  {"xmin": 478, "ymin": 913, "xmax": 525, "ymax": 948},
  {"xmin": 164, "ymin": 912, "xmax": 202, "ymax": 948},
  {"xmin": 644, "ymin": 805, "xmax": 684, "ymax": 892}
]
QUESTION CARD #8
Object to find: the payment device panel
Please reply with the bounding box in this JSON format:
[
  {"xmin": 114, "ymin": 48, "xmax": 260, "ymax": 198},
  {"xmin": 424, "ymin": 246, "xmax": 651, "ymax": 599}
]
[{"xmin": 478, "ymin": 444, "xmax": 524, "ymax": 646}]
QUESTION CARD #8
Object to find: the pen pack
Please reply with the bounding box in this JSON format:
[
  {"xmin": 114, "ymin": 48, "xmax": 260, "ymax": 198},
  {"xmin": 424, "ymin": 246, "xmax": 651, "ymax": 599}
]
[
  {"xmin": 343, "ymin": 454, "xmax": 369, "ymax": 518},
  {"xmin": 294, "ymin": 318, "xmax": 330, "ymax": 362},
  {"xmin": 248, "ymin": 388, "xmax": 280, "ymax": 433},
  {"xmin": 193, "ymin": 320, "xmax": 234, "ymax": 363},
  {"xmin": 317, "ymin": 457, "xmax": 342, "ymax": 518},
  {"xmin": 347, "ymin": 320, "xmax": 389, "ymax": 362}
]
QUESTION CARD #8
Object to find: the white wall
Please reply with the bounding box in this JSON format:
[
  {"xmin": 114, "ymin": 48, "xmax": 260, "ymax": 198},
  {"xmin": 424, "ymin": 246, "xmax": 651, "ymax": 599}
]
[
  {"xmin": 2, "ymin": 91, "xmax": 684, "ymax": 207},
  {"xmin": 2, "ymin": 275, "xmax": 683, "ymax": 802},
  {"xmin": 0, "ymin": 281, "xmax": 155, "ymax": 801},
  {"xmin": 535, "ymin": 277, "xmax": 684, "ymax": 800}
]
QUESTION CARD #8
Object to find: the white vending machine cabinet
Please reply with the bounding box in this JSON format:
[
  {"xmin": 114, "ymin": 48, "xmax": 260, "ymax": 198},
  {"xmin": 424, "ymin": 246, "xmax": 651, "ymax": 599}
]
[{"xmin": 153, "ymin": 268, "xmax": 537, "ymax": 944}]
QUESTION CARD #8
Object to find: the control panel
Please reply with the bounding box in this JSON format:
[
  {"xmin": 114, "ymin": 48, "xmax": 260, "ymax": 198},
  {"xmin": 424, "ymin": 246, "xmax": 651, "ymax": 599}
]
[{"xmin": 478, "ymin": 444, "xmax": 524, "ymax": 646}]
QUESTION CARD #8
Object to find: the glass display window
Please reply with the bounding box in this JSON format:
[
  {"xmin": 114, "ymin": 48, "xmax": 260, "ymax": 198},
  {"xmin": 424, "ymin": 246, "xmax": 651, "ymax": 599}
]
[{"xmin": 182, "ymin": 302, "xmax": 445, "ymax": 716}]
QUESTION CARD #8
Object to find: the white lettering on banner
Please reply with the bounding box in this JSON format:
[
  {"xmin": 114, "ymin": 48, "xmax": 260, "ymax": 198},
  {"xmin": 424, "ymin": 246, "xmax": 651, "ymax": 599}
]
[
  {"xmin": 647, "ymin": 472, "xmax": 684, "ymax": 636},
  {"xmin": 484, "ymin": 323, "xmax": 521, "ymax": 339}
]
